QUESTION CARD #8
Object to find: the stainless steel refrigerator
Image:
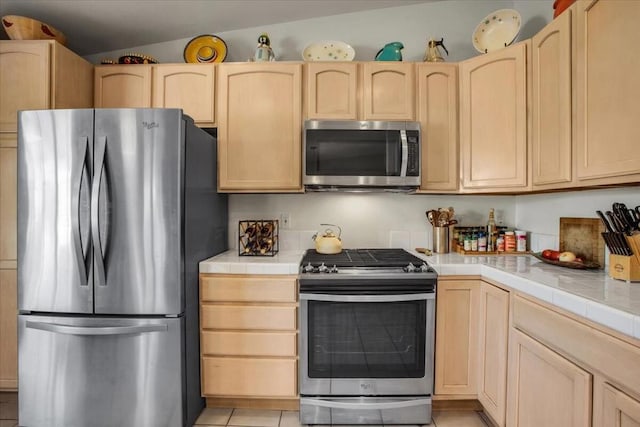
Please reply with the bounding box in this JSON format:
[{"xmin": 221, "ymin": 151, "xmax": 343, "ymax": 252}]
[{"xmin": 17, "ymin": 108, "xmax": 227, "ymax": 427}]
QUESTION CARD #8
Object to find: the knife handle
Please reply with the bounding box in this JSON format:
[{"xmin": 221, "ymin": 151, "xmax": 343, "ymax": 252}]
[{"xmin": 597, "ymin": 210, "xmax": 614, "ymax": 233}]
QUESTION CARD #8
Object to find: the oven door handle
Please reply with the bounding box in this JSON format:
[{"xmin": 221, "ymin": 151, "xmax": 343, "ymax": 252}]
[
  {"xmin": 300, "ymin": 397, "xmax": 431, "ymax": 410},
  {"xmin": 300, "ymin": 293, "xmax": 434, "ymax": 302}
]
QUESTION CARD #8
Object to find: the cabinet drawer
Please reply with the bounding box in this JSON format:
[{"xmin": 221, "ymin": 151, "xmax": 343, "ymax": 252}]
[
  {"xmin": 201, "ymin": 331, "xmax": 296, "ymax": 357},
  {"xmin": 201, "ymin": 275, "xmax": 297, "ymax": 302},
  {"xmin": 201, "ymin": 304, "xmax": 296, "ymax": 330},
  {"xmin": 202, "ymin": 357, "xmax": 297, "ymax": 397}
]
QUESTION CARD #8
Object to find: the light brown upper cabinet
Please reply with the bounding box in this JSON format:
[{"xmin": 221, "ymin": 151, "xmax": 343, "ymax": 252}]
[
  {"xmin": 531, "ymin": 8, "xmax": 573, "ymax": 189},
  {"xmin": 416, "ymin": 63, "xmax": 459, "ymax": 192},
  {"xmin": 217, "ymin": 63, "xmax": 302, "ymax": 192},
  {"xmin": 94, "ymin": 65, "xmax": 152, "ymax": 108},
  {"xmin": 152, "ymin": 64, "xmax": 216, "ymax": 126},
  {"xmin": 575, "ymin": 0, "xmax": 640, "ymax": 185},
  {"xmin": 304, "ymin": 62, "xmax": 415, "ymax": 121},
  {"xmin": 304, "ymin": 62, "xmax": 358, "ymax": 120},
  {"xmin": 460, "ymin": 41, "xmax": 529, "ymax": 192},
  {"xmin": 362, "ymin": 62, "xmax": 415, "ymax": 121},
  {"xmin": 0, "ymin": 40, "xmax": 93, "ymax": 132}
]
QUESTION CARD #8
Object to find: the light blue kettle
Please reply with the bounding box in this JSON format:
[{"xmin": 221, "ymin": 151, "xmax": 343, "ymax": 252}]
[{"xmin": 375, "ymin": 42, "xmax": 404, "ymax": 61}]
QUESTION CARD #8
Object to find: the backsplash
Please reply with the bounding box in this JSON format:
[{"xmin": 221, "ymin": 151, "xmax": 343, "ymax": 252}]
[
  {"xmin": 515, "ymin": 187, "xmax": 640, "ymax": 255},
  {"xmin": 229, "ymin": 193, "xmax": 516, "ymax": 251},
  {"xmin": 228, "ymin": 187, "xmax": 639, "ymax": 257}
]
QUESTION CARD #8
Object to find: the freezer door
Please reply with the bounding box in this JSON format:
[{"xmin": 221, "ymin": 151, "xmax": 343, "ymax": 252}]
[
  {"xmin": 93, "ymin": 109, "xmax": 184, "ymax": 315},
  {"xmin": 19, "ymin": 315, "xmax": 185, "ymax": 427},
  {"xmin": 18, "ymin": 109, "xmax": 94, "ymax": 313}
]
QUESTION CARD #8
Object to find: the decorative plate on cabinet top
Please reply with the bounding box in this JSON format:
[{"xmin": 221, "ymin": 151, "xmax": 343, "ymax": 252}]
[
  {"xmin": 302, "ymin": 40, "xmax": 355, "ymax": 61},
  {"xmin": 472, "ymin": 9, "xmax": 521, "ymax": 53},
  {"xmin": 183, "ymin": 34, "xmax": 227, "ymax": 63}
]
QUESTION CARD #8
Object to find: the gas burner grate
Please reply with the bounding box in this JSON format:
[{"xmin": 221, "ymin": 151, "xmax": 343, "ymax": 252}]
[{"xmin": 301, "ymin": 248, "xmax": 427, "ymax": 268}]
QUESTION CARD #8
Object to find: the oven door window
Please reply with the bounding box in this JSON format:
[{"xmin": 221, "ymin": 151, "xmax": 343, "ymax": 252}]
[
  {"xmin": 305, "ymin": 130, "xmax": 401, "ymax": 176},
  {"xmin": 307, "ymin": 300, "xmax": 426, "ymax": 378}
]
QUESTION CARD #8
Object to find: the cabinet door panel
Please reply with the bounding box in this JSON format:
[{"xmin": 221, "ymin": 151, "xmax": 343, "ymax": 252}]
[
  {"xmin": 532, "ymin": 9, "xmax": 572, "ymax": 187},
  {"xmin": 435, "ymin": 280, "xmax": 479, "ymax": 395},
  {"xmin": 0, "ymin": 269, "xmax": 17, "ymax": 389},
  {"xmin": 460, "ymin": 42, "xmax": 528, "ymax": 190},
  {"xmin": 201, "ymin": 275, "xmax": 297, "ymax": 303},
  {"xmin": 0, "ymin": 135, "xmax": 17, "ymax": 265},
  {"xmin": 362, "ymin": 63, "xmax": 415, "ymax": 120},
  {"xmin": 152, "ymin": 64, "xmax": 215, "ymax": 126},
  {"xmin": 305, "ymin": 63, "xmax": 358, "ymax": 119},
  {"xmin": 201, "ymin": 331, "xmax": 297, "ymax": 357},
  {"xmin": 0, "ymin": 42, "xmax": 50, "ymax": 132},
  {"xmin": 506, "ymin": 328, "xmax": 592, "ymax": 427},
  {"xmin": 202, "ymin": 357, "xmax": 297, "ymax": 397},
  {"xmin": 94, "ymin": 65, "xmax": 152, "ymax": 108},
  {"xmin": 478, "ymin": 282, "xmax": 509, "ymax": 427},
  {"xmin": 576, "ymin": 0, "xmax": 640, "ymax": 181},
  {"xmin": 416, "ymin": 64, "xmax": 458, "ymax": 192},
  {"xmin": 201, "ymin": 304, "xmax": 296, "ymax": 331},
  {"xmin": 599, "ymin": 382, "xmax": 640, "ymax": 427},
  {"xmin": 217, "ymin": 63, "xmax": 302, "ymax": 191}
]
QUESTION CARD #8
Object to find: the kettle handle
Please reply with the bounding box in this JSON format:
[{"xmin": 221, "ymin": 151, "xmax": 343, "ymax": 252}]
[{"xmin": 320, "ymin": 223, "xmax": 342, "ymax": 239}]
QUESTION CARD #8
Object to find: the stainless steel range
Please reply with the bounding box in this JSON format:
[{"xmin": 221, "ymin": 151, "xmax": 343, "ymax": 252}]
[{"xmin": 298, "ymin": 249, "xmax": 437, "ymax": 425}]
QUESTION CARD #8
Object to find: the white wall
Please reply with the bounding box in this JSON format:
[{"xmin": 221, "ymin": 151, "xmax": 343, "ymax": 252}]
[
  {"xmin": 229, "ymin": 193, "xmax": 516, "ymax": 251},
  {"xmin": 515, "ymin": 187, "xmax": 640, "ymax": 252},
  {"xmin": 85, "ymin": 0, "xmax": 553, "ymax": 64}
]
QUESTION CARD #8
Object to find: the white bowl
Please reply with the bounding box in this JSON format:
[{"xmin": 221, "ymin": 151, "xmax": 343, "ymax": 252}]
[
  {"xmin": 472, "ymin": 9, "xmax": 522, "ymax": 53},
  {"xmin": 302, "ymin": 40, "xmax": 355, "ymax": 61}
]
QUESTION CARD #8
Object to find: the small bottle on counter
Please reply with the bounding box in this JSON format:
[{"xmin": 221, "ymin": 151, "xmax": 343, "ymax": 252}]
[
  {"xmin": 515, "ymin": 230, "xmax": 527, "ymax": 252},
  {"xmin": 486, "ymin": 208, "xmax": 496, "ymax": 251},
  {"xmin": 478, "ymin": 231, "xmax": 487, "ymax": 252},
  {"xmin": 496, "ymin": 234, "xmax": 505, "ymax": 252},
  {"xmin": 471, "ymin": 230, "xmax": 479, "ymax": 251},
  {"xmin": 463, "ymin": 234, "xmax": 472, "ymax": 251},
  {"xmin": 504, "ymin": 231, "xmax": 516, "ymax": 252}
]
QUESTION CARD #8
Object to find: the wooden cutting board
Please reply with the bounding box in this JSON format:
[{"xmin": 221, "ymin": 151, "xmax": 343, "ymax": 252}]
[{"xmin": 559, "ymin": 217, "xmax": 605, "ymax": 268}]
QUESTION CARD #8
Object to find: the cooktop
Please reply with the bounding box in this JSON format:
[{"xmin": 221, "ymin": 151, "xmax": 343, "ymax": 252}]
[{"xmin": 301, "ymin": 248, "xmax": 426, "ymax": 268}]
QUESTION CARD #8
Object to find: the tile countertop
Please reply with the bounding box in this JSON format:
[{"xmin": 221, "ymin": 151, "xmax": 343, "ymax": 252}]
[{"xmin": 200, "ymin": 250, "xmax": 640, "ymax": 340}]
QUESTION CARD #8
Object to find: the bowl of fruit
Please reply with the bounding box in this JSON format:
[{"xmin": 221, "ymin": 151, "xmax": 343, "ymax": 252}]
[{"xmin": 532, "ymin": 249, "xmax": 601, "ymax": 269}]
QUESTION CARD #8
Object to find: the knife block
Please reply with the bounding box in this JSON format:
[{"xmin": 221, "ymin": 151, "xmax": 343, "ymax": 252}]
[{"xmin": 608, "ymin": 234, "xmax": 640, "ymax": 282}]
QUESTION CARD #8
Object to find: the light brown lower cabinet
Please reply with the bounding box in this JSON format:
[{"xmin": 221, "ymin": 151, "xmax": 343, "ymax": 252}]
[
  {"xmin": 434, "ymin": 279, "xmax": 480, "ymax": 396},
  {"xmin": 477, "ymin": 282, "xmax": 509, "ymax": 427},
  {"xmin": 0, "ymin": 268, "xmax": 17, "ymax": 390},
  {"xmin": 199, "ymin": 274, "xmax": 298, "ymax": 402},
  {"xmin": 595, "ymin": 379, "xmax": 640, "ymax": 427},
  {"xmin": 506, "ymin": 328, "xmax": 592, "ymax": 427},
  {"xmin": 202, "ymin": 357, "xmax": 296, "ymax": 397}
]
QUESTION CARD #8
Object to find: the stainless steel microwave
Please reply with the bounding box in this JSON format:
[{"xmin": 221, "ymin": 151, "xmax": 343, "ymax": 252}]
[{"xmin": 303, "ymin": 120, "xmax": 421, "ymax": 191}]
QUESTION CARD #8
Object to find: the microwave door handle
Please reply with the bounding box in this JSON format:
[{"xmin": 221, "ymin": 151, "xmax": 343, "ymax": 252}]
[{"xmin": 400, "ymin": 129, "xmax": 408, "ymax": 177}]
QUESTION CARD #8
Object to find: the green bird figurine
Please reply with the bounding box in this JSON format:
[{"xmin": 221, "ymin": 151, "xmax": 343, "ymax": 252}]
[{"xmin": 375, "ymin": 42, "xmax": 404, "ymax": 61}]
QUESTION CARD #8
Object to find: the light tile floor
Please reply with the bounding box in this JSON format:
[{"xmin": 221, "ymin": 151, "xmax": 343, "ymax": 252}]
[
  {"xmin": 195, "ymin": 408, "xmax": 489, "ymax": 427},
  {"xmin": 0, "ymin": 392, "xmax": 488, "ymax": 427}
]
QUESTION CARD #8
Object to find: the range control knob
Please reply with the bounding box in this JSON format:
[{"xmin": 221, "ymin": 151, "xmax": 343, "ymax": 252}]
[
  {"xmin": 403, "ymin": 262, "xmax": 416, "ymax": 273},
  {"xmin": 330, "ymin": 265, "xmax": 339, "ymax": 273},
  {"xmin": 419, "ymin": 263, "xmax": 432, "ymax": 272},
  {"xmin": 303, "ymin": 262, "xmax": 315, "ymax": 273},
  {"xmin": 318, "ymin": 262, "xmax": 330, "ymax": 273}
]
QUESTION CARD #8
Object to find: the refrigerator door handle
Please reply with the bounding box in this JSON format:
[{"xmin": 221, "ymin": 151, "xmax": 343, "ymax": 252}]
[
  {"xmin": 92, "ymin": 135, "xmax": 107, "ymax": 287},
  {"xmin": 72, "ymin": 136, "xmax": 91, "ymax": 286},
  {"xmin": 25, "ymin": 320, "xmax": 168, "ymax": 336}
]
